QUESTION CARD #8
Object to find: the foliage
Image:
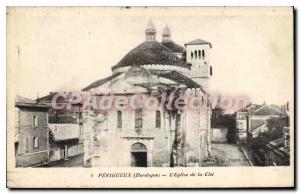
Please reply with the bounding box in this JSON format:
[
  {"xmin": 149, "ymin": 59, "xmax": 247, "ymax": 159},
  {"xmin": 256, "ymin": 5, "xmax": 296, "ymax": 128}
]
[
  {"xmin": 211, "ymin": 106, "xmax": 224, "ymax": 128},
  {"xmin": 266, "ymin": 116, "xmax": 289, "ymax": 131},
  {"xmin": 211, "ymin": 110, "xmax": 237, "ymax": 143},
  {"xmin": 248, "ymin": 127, "xmax": 283, "ymax": 152}
]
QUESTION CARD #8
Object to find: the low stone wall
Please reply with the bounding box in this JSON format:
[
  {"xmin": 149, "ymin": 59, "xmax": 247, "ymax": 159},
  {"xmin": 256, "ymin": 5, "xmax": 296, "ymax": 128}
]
[
  {"xmin": 16, "ymin": 151, "xmax": 48, "ymax": 167},
  {"xmin": 211, "ymin": 128, "xmax": 228, "ymax": 143}
]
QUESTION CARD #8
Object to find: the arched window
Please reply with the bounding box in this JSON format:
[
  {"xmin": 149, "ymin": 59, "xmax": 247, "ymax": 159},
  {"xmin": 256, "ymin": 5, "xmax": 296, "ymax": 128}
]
[
  {"xmin": 33, "ymin": 115, "xmax": 38, "ymax": 127},
  {"xmin": 117, "ymin": 111, "xmax": 122, "ymax": 128},
  {"xmin": 194, "ymin": 50, "xmax": 197, "ymax": 59},
  {"xmin": 198, "ymin": 50, "xmax": 201, "ymax": 59},
  {"xmin": 191, "ymin": 52, "xmax": 193, "ymax": 59},
  {"xmin": 135, "ymin": 108, "xmax": 143, "ymax": 128},
  {"xmin": 202, "ymin": 49, "xmax": 205, "ymax": 59},
  {"xmin": 155, "ymin": 111, "xmax": 161, "ymax": 128},
  {"xmin": 33, "ymin": 137, "xmax": 39, "ymax": 148}
]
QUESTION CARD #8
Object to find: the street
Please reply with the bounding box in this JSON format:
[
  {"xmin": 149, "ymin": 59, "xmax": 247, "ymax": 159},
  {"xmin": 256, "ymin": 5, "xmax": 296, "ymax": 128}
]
[
  {"xmin": 38, "ymin": 154, "xmax": 84, "ymax": 167},
  {"xmin": 210, "ymin": 143, "xmax": 251, "ymax": 166},
  {"xmin": 38, "ymin": 145, "xmax": 250, "ymax": 167}
]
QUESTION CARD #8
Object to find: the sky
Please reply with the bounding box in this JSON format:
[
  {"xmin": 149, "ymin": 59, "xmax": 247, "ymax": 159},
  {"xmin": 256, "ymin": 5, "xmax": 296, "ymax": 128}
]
[{"xmin": 7, "ymin": 7, "xmax": 293, "ymax": 106}]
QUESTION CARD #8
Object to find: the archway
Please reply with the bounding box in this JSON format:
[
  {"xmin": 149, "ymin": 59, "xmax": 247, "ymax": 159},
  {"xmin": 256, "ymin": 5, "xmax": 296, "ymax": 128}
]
[{"xmin": 130, "ymin": 143, "xmax": 147, "ymax": 167}]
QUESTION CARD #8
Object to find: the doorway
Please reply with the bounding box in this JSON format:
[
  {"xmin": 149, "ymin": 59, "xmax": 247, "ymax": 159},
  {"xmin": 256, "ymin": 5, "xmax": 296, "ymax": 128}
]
[
  {"xmin": 130, "ymin": 143, "xmax": 147, "ymax": 167},
  {"xmin": 60, "ymin": 145, "xmax": 68, "ymax": 159}
]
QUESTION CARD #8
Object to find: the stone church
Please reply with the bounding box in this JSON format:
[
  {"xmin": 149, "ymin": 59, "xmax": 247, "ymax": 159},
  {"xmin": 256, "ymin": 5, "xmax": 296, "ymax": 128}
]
[{"xmin": 82, "ymin": 20, "xmax": 213, "ymax": 167}]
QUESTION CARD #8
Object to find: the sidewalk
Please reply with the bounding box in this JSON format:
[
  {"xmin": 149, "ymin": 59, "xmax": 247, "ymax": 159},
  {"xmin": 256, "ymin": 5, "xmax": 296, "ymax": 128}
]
[{"xmin": 37, "ymin": 154, "xmax": 84, "ymax": 167}]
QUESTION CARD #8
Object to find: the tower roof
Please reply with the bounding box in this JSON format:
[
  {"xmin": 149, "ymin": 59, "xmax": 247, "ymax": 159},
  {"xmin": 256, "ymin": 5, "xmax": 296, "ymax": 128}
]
[
  {"xmin": 184, "ymin": 39, "xmax": 212, "ymax": 48},
  {"xmin": 162, "ymin": 25, "xmax": 171, "ymax": 36},
  {"xmin": 146, "ymin": 20, "xmax": 156, "ymax": 31}
]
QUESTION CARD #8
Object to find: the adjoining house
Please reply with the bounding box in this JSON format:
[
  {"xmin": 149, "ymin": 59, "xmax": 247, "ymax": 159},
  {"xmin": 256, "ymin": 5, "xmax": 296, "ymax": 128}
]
[
  {"xmin": 236, "ymin": 103, "xmax": 288, "ymax": 143},
  {"xmin": 236, "ymin": 110, "xmax": 248, "ymax": 143},
  {"xmin": 15, "ymin": 96, "xmax": 49, "ymax": 167},
  {"xmin": 235, "ymin": 102, "xmax": 290, "ymax": 166},
  {"xmin": 37, "ymin": 92, "xmax": 84, "ymax": 162},
  {"xmin": 265, "ymin": 126, "xmax": 290, "ymax": 166}
]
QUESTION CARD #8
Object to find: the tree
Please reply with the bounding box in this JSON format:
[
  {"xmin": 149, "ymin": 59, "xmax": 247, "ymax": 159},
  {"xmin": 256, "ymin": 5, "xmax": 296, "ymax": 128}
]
[
  {"xmin": 266, "ymin": 116, "xmax": 289, "ymax": 131},
  {"xmin": 211, "ymin": 96, "xmax": 224, "ymax": 128}
]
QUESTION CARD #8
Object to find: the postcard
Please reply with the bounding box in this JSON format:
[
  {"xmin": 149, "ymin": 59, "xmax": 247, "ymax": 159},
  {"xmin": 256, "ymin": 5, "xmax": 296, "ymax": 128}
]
[{"xmin": 6, "ymin": 6, "xmax": 294, "ymax": 188}]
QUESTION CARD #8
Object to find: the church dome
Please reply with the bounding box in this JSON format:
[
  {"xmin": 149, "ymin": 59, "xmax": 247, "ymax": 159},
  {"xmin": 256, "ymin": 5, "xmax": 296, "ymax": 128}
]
[
  {"xmin": 111, "ymin": 41, "xmax": 190, "ymax": 71},
  {"xmin": 161, "ymin": 41, "xmax": 185, "ymax": 53}
]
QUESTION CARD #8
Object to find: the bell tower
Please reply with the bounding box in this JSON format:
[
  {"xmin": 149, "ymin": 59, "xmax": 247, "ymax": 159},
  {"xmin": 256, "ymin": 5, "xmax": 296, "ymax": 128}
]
[{"xmin": 185, "ymin": 39, "xmax": 212, "ymax": 91}]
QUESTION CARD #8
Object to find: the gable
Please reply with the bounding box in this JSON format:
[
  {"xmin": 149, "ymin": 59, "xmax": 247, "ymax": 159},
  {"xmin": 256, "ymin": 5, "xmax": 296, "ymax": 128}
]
[{"xmin": 255, "ymin": 105, "xmax": 283, "ymax": 116}]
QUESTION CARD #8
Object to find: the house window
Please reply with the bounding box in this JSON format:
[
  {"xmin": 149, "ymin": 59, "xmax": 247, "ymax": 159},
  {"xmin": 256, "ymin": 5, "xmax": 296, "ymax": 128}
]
[
  {"xmin": 210, "ymin": 66, "xmax": 213, "ymax": 76},
  {"xmin": 191, "ymin": 52, "xmax": 193, "ymax": 59},
  {"xmin": 33, "ymin": 115, "xmax": 38, "ymax": 127},
  {"xmin": 25, "ymin": 137, "xmax": 29, "ymax": 153},
  {"xmin": 198, "ymin": 50, "xmax": 201, "ymax": 59},
  {"xmin": 117, "ymin": 111, "xmax": 122, "ymax": 128},
  {"xmin": 202, "ymin": 49, "xmax": 205, "ymax": 59},
  {"xmin": 33, "ymin": 137, "xmax": 39, "ymax": 148},
  {"xmin": 194, "ymin": 50, "xmax": 197, "ymax": 59},
  {"xmin": 135, "ymin": 108, "xmax": 143, "ymax": 128},
  {"xmin": 156, "ymin": 111, "xmax": 161, "ymax": 128}
]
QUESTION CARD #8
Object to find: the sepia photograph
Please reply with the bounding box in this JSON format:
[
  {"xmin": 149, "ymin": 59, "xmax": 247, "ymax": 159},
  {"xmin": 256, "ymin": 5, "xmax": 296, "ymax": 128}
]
[{"xmin": 6, "ymin": 6, "xmax": 294, "ymax": 188}]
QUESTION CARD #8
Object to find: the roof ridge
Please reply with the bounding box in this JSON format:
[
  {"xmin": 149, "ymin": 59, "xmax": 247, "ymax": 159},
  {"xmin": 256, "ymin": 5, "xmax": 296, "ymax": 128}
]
[
  {"xmin": 16, "ymin": 95, "xmax": 37, "ymax": 104},
  {"xmin": 82, "ymin": 72, "xmax": 123, "ymax": 91}
]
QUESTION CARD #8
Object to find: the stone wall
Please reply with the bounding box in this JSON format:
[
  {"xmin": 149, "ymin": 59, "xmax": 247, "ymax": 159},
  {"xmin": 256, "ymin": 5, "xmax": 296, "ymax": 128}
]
[
  {"xmin": 211, "ymin": 128, "xmax": 228, "ymax": 143},
  {"xmin": 16, "ymin": 151, "xmax": 48, "ymax": 167}
]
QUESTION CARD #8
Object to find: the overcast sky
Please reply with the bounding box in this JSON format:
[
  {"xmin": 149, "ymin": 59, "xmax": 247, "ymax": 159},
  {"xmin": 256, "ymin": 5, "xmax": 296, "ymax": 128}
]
[{"xmin": 7, "ymin": 7, "xmax": 293, "ymax": 106}]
